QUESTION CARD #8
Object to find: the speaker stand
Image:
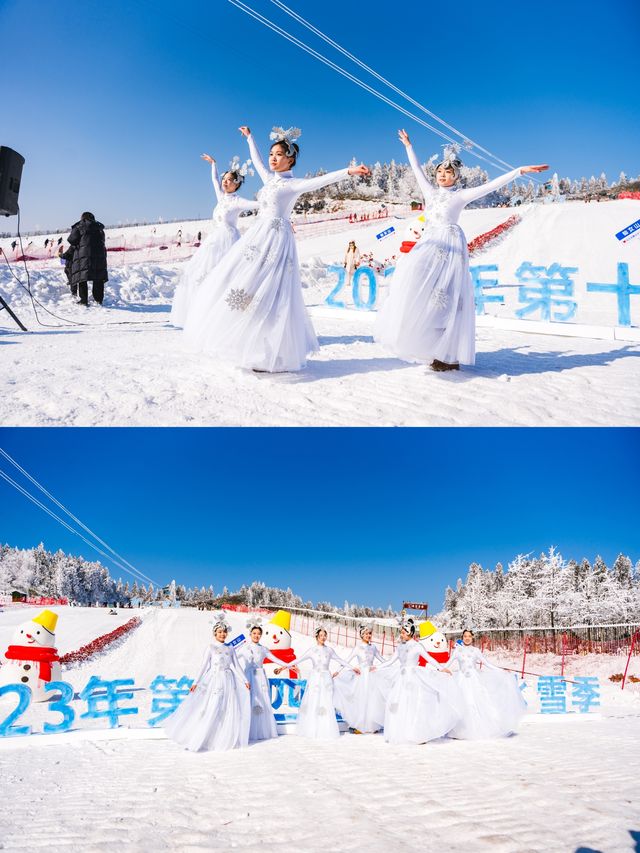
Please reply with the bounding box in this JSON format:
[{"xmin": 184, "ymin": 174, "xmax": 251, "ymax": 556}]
[{"xmin": 0, "ymin": 293, "xmax": 27, "ymax": 331}]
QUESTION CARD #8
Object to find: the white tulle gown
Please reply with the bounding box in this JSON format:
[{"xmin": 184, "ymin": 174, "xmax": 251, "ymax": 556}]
[
  {"xmin": 164, "ymin": 639, "xmax": 250, "ymax": 752},
  {"xmin": 182, "ymin": 134, "xmax": 350, "ymax": 372},
  {"xmin": 375, "ymin": 145, "xmax": 522, "ymax": 366},
  {"xmin": 447, "ymin": 644, "xmax": 526, "ymax": 739},
  {"xmin": 333, "ymin": 641, "xmax": 386, "ymax": 732},
  {"xmin": 171, "ymin": 163, "xmax": 259, "ymax": 327},
  {"xmin": 377, "ymin": 640, "xmax": 462, "ymax": 745},
  {"xmin": 288, "ymin": 644, "xmax": 356, "ymax": 740},
  {"xmin": 237, "ymin": 641, "xmax": 283, "ymax": 741}
]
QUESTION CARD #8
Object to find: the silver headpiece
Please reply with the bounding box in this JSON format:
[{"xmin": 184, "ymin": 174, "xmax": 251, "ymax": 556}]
[
  {"xmin": 246, "ymin": 616, "xmax": 263, "ymax": 632},
  {"xmin": 436, "ymin": 142, "xmax": 462, "ymax": 180},
  {"xmin": 211, "ymin": 611, "xmax": 231, "ymax": 633},
  {"xmin": 269, "ymin": 126, "xmax": 302, "ymax": 157},
  {"xmin": 358, "ymin": 621, "xmax": 375, "ymax": 638},
  {"xmin": 314, "ymin": 622, "xmax": 328, "ymax": 638},
  {"xmin": 396, "ymin": 615, "xmax": 416, "ymax": 636},
  {"xmin": 227, "ymin": 156, "xmax": 254, "ymax": 184}
]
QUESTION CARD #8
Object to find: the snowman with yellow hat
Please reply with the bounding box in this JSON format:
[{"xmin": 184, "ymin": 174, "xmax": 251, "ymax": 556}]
[
  {"xmin": 417, "ymin": 620, "xmax": 451, "ymax": 668},
  {"xmin": 0, "ymin": 609, "xmax": 62, "ymax": 701},
  {"xmin": 262, "ymin": 610, "xmax": 298, "ymax": 680}
]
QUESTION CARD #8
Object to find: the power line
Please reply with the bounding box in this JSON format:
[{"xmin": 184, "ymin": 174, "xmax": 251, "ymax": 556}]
[
  {"xmin": 228, "ymin": 0, "xmax": 539, "ymax": 182},
  {"xmin": 0, "ymin": 447, "xmax": 157, "ymax": 586},
  {"xmin": 270, "ymin": 0, "xmax": 517, "ymax": 173},
  {"xmin": 0, "ymin": 463, "xmax": 160, "ymax": 588}
]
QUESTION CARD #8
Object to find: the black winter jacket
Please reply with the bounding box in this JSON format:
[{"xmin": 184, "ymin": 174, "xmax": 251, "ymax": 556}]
[{"xmin": 67, "ymin": 219, "xmax": 108, "ymax": 286}]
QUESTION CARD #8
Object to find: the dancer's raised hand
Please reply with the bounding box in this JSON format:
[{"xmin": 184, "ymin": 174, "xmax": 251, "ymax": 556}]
[
  {"xmin": 348, "ymin": 164, "xmax": 370, "ymax": 177},
  {"xmin": 398, "ymin": 129, "xmax": 411, "ymax": 147},
  {"xmin": 520, "ymin": 164, "xmax": 549, "ymax": 174},
  {"xmin": 238, "ymin": 126, "xmax": 251, "ymax": 137},
  {"xmin": 201, "ymin": 153, "xmax": 215, "ymax": 164}
]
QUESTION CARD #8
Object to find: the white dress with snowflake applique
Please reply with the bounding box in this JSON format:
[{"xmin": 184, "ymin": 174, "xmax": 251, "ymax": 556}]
[
  {"xmin": 171, "ymin": 163, "xmax": 259, "ymax": 327},
  {"xmin": 182, "ymin": 135, "xmax": 349, "ymax": 372},
  {"xmin": 375, "ymin": 145, "xmax": 522, "ymax": 366}
]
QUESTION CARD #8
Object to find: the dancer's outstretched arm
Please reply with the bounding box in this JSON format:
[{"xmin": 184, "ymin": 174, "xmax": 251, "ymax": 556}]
[
  {"xmin": 398, "ymin": 129, "xmax": 435, "ymax": 202},
  {"xmin": 239, "ymin": 126, "xmax": 270, "ymax": 184},
  {"xmin": 292, "ymin": 162, "xmax": 369, "ymax": 195},
  {"xmin": 201, "ymin": 154, "xmax": 222, "ymax": 202},
  {"xmin": 457, "ymin": 163, "xmax": 549, "ymax": 206}
]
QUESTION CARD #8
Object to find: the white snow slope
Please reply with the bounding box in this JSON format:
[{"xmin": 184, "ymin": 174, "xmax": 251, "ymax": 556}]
[
  {"xmin": 1, "ymin": 200, "xmax": 639, "ymax": 427},
  {"xmin": 1, "ymin": 606, "xmax": 639, "ymax": 852}
]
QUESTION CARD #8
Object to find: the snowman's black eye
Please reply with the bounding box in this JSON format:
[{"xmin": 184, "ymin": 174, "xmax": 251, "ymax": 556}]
[{"xmin": 37, "ymin": 630, "xmax": 40, "ymax": 634}]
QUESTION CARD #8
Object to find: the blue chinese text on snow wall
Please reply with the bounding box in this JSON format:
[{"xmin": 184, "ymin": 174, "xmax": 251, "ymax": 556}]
[
  {"xmin": 0, "ymin": 675, "xmax": 602, "ymax": 737},
  {"xmin": 323, "ymin": 263, "xmax": 639, "ymax": 326}
]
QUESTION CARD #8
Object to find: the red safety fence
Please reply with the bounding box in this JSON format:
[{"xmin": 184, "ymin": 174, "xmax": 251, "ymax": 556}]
[
  {"xmin": 59, "ymin": 616, "xmax": 141, "ymax": 667},
  {"xmin": 618, "ymin": 191, "xmax": 640, "ymax": 200}
]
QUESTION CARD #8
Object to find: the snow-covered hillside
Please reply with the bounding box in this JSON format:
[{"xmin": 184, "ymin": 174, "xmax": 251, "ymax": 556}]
[{"xmin": 1, "ymin": 201, "xmax": 639, "ymax": 427}]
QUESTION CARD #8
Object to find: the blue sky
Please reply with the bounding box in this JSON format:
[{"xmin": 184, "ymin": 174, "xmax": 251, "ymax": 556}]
[
  {"xmin": 1, "ymin": 428, "xmax": 638, "ymax": 610},
  {"xmin": 2, "ymin": 0, "xmax": 639, "ymax": 232}
]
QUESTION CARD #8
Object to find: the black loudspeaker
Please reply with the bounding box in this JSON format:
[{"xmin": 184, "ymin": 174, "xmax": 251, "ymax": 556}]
[{"xmin": 0, "ymin": 147, "xmax": 25, "ymax": 216}]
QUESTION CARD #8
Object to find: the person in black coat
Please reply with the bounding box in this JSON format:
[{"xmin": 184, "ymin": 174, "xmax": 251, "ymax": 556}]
[
  {"xmin": 61, "ymin": 245, "xmax": 75, "ymax": 293},
  {"xmin": 67, "ymin": 212, "xmax": 108, "ymax": 305}
]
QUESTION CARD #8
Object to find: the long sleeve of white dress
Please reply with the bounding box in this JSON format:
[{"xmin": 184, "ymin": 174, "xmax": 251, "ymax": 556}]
[
  {"xmin": 247, "ymin": 134, "xmax": 271, "ymax": 184},
  {"xmin": 288, "ymin": 168, "xmax": 350, "ymax": 196},
  {"xmin": 455, "ymin": 167, "xmax": 522, "ymax": 207},
  {"xmin": 229, "ymin": 647, "xmax": 249, "ymax": 682},
  {"xmin": 406, "ymin": 144, "xmax": 436, "ymax": 203},
  {"xmin": 193, "ymin": 645, "xmax": 213, "ymax": 684},
  {"xmin": 211, "ymin": 162, "xmax": 222, "ymax": 202}
]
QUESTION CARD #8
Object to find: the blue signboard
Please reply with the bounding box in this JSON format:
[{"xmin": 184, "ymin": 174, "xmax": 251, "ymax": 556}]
[
  {"xmin": 615, "ymin": 219, "xmax": 640, "ymax": 242},
  {"xmin": 375, "ymin": 227, "xmax": 396, "ymax": 241}
]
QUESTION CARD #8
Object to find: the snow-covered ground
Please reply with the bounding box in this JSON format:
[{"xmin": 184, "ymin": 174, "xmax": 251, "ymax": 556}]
[
  {"xmin": 1, "ymin": 605, "xmax": 639, "ymax": 852},
  {"xmin": 1, "ymin": 201, "xmax": 639, "ymax": 427}
]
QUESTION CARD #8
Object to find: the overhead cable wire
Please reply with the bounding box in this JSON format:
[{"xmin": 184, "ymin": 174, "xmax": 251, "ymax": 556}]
[
  {"xmin": 0, "ymin": 466, "xmax": 161, "ymax": 588},
  {"xmin": 229, "ymin": 0, "xmax": 535, "ymax": 181},
  {"xmin": 270, "ymin": 0, "xmax": 517, "ymax": 173},
  {"xmin": 0, "ymin": 447, "xmax": 158, "ymax": 587}
]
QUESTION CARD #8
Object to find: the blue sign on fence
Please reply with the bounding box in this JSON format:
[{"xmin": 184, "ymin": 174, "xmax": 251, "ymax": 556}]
[
  {"xmin": 375, "ymin": 227, "xmax": 396, "ymax": 241},
  {"xmin": 615, "ymin": 219, "xmax": 640, "ymax": 243}
]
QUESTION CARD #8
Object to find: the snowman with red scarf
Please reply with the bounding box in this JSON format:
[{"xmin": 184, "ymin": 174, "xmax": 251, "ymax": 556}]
[{"xmin": 0, "ymin": 609, "xmax": 62, "ymax": 701}]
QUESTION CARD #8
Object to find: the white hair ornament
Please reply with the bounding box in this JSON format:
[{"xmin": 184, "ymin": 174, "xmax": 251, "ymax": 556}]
[
  {"xmin": 211, "ymin": 611, "xmax": 231, "ymax": 633},
  {"xmin": 269, "ymin": 126, "xmax": 302, "ymax": 157}
]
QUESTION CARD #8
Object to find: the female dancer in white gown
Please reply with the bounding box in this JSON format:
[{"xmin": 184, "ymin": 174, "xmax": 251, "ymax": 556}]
[
  {"xmin": 238, "ymin": 618, "xmax": 285, "ymax": 742},
  {"xmin": 275, "ymin": 626, "xmax": 360, "ymax": 740},
  {"xmin": 170, "ymin": 155, "xmax": 258, "ymax": 327},
  {"xmin": 333, "ymin": 623, "xmax": 386, "ymax": 733},
  {"xmin": 445, "ymin": 630, "xmax": 526, "ymax": 739},
  {"xmin": 182, "ymin": 126, "xmax": 370, "ymax": 372},
  {"xmin": 375, "ymin": 130, "xmax": 548, "ymax": 371},
  {"xmin": 164, "ymin": 613, "xmax": 251, "ymax": 752},
  {"xmin": 377, "ymin": 618, "xmax": 461, "ymax": 745}
]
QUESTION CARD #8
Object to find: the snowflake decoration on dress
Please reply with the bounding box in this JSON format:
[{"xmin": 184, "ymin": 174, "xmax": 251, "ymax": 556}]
[
  {"xmin": 244, "ymin": 244, "xmax": 260, "ymax": 262},
  {"xmin": 431, "ymin": 287, "xmax": 449, "ymax": 310},
  {"xmin": 269, "ymin": 126, "xmax": 302, "ymax": 157},
  {"xmin": 270, "ymin": 218, "xmax": 286, "ymax": 231},
  {"xmin": 264, "ymin": 249, "xmax": 279, "ymax": 265},
  {"xmin": 225, "ymin": 288, "xmax": 253, "ymax": 311}
]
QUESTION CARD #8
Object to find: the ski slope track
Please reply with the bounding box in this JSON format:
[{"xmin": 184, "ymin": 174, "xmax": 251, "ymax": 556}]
[{"xmin": 1, "ymin": 200, "xmax": 639, "ymax": 427}]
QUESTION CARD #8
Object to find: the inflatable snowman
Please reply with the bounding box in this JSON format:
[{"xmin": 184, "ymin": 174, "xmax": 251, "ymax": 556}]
[
  {"xmin": 262, "ymin": 610, "xmax": 298, "ymax": 679},
  {"xmin": 0, "ymin": 609, "xmax": 62, "ymax": 701},
  {"xmin": 418, "ymin": 621, "xmax": 451, "ymax": 668},
  {"xmin": 399, "ymin": 214, "xmax": 425, "ymax": 254}
]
